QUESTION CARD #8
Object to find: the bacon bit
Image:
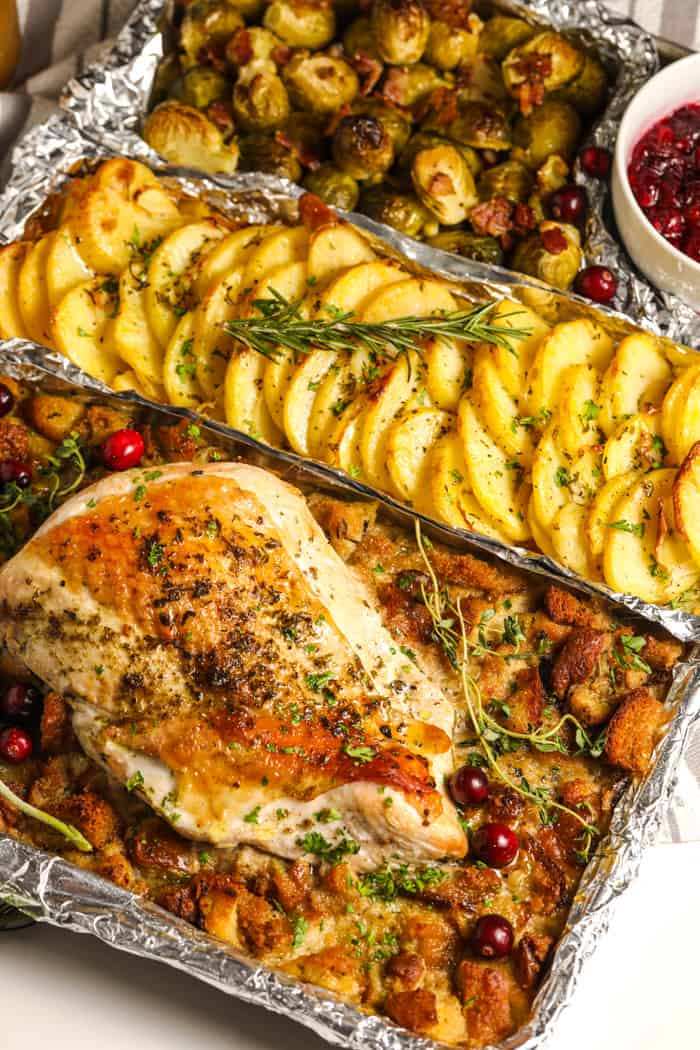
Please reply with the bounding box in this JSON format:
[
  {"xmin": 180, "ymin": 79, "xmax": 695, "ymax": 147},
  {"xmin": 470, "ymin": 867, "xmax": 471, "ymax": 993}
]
[
  {"xmin": 325, "ymin": 103, "xmax": 352, "ymax": 137},
  {"xmin": 513, "ymin": 202, "xmax": 537, "ymax": 233},
  {"xmin": 271, "ymin": 44, "xmax": 293, "ymax": 66},
  {"xmin": 206, "ymin": 101, "xmax": 235, "ymax": 133},
  {"xmin": 197, "ymin": 41, "xmax": 227, "ymax": 73},
  {"xmin": 274, "ymin": 130, "xmax": 322, "ymax": 170},
  {"xmin": 512, "ymin": 53, "xmax": 553, "ymax": 115},
  {"xmin": 541, "ymin": 227, "xmax": 568, "ymax": 255},
  {"xmin": 380, "ymin": 66, "xmax": 410, "ymax": 107},
  {"xmin": 227, "ymin": 27, "xmax": 253, "ymax": 66},
  {"xmin": 299, "ymin": 192, "xmax": 339, "ymax": 230},
  {"xmin": 424, "ymin": 0, "xmax": 474, "ymax": 28},
  {"xmin": 351, "ymin": 50, "xmax": 384, "ymax": 97},
  {"xmin": 470, "ymin": 196, "xmax": 513, "ymax": 238},
  {"xmin": 414, "ymin": 87, "xmax": 459, "ymax": 126},
  {"xmin": 429, "ymin": 172, "xmax": 455, "ymax": 197}
]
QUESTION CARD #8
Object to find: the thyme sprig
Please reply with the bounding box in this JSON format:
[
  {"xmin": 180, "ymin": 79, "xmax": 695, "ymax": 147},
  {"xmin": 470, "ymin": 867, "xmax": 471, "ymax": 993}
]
[
  {"xmin": 45, "ymin": 432, "xmax": 86, "ymax": 509},
  {"xmin": 0, "ymin": 777, "xmax": 92, "ymax": 852},
  {"xmin": 223, "ymin": 291, "xmax": 530, "ymax": 364},
  {"xmin": 414, "ymin": 523, "xmax": 600, "ymax": 847}
]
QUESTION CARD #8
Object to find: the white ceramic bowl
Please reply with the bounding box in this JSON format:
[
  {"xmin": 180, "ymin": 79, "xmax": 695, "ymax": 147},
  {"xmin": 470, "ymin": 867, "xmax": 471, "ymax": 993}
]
[{"xmin": 612, "ymin": 51, "xmax": 700, "ymax": 310}]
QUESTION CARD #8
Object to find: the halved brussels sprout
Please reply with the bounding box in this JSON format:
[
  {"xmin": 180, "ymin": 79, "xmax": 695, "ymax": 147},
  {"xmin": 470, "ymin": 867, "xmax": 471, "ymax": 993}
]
[
  {"xmin": 342, "ymin": 16, "xmax": 381, "ymax": 62},
  {"xmin": 179, "ymin": 2, "xmax": 244, "ymax": 70},
  {"xmin": 263, "ymin": 0, "xmax": 336, "ymax": 50},
  {"xmin": 512, "ymin": 99, "xmax": 581, "ymax": 169},
  {"xmin": 238, "ymin": 132, "xmax": 302, "ymax": 182},
  {"xmin": 233, "ymin": 67, "xmax": 290, "ymax": 131},
  {"xmin": 398, "ymin": 132, "xmax": 482, "ymax": 183},
  {"xmin": 225, "ymin": 27, "xmax": 283, "ymax": 69},
  {"xmin": 551, "ymin": 52, "xmax": 608, "ymax": 116},
  {"xmin": 382, "ymin": 62, "xmax": 445, "ymax": 107},
  {"xmin": 332, "ymin": 114, "xmax": 394, "ymax": 180},
  {"xmin": 371, "ymin": 0, "xmax": 431, "ymax": 66},
  {"xmin": 510, "ymin": 220, "xmax": 582, "ymax": 289},
  {"xmin": 433, "ymin": 101, "xmax": 512, "ymax": 153},
  {"xmin": 360, "ymin": 185, "xmax": 437, "ymax": 238},
  {"xmin": 427, "ymin": 229, "xmax": 504, "ymax": 265},
  {"xmin": 174, "ymin": 66, "xmax": 229, "ymax": 110},
  {"xmin": 502, "ymin": 31, "xmax": 585, "ymax": 100},
  {"xmin": 143, "ymin": 101, "xmax": 240, "ymax": 176},
  {"xmin": 304, "ymin": 164, "xmax": 359, "ymax": 211},
  {"xmin": 411, "ymin": 144, "xmax": 478, "ymax": 225},
  {"xmin": 283, "ymin": 53, "xmax": 359, "ymax": 114},
  {"xmin": 424, "ymin": 18, "xmax": 481, "ymax": 72},
  {"xmin": 478, "ymin": 16, "xmax": 535, "ymax": 61},
  {"xmin": 352, "ymin": 99, "xmax": 412, "ymax": 154},
  {"xmin": 477, "ymin": 160, "xmax": 533, "ymax": 203},
  {"xmin": 455, "ymin": 54, "xmax": 511, "ymax": 106}
]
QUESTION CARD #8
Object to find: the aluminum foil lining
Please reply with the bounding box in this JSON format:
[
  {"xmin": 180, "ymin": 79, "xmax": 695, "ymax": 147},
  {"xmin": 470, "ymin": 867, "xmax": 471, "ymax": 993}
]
[
  {"xmin": 1, "ymin": 341, "xmax": 700, "ymax": 1050},
  {"xmin": 57, "ymin": 0, "xmax": 700, "ymax": 346},
  {"xmin": 2, "ymin": 113, "xmax": 700, "ymax": 639}
]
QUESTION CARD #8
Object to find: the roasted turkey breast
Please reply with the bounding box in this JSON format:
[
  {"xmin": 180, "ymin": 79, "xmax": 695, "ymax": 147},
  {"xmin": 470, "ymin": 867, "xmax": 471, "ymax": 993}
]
[{"xmin": 0, "ymin": 462, "xmax": 466, "ymax": 868}]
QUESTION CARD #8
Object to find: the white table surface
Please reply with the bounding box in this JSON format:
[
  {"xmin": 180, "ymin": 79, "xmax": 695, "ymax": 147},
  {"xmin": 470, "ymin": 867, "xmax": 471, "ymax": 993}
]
[{"xmin": 2, "ymin": 842, "xmax": 699, "ymax": 1050}]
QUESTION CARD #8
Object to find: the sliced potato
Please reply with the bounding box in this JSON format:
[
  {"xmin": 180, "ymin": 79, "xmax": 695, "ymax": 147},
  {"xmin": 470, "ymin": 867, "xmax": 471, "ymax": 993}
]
[
  {"xmin": 112, "ymin": 370, "xmax": 142, "ymax": 394},
  {"xmin": 325, "ymin": 400, "xmax": 366, "ymax": 478},
  {"xmin": 530, "ymin": 423, "xmax": 569, "ymax": 529},
  {"xmin": 264, "ymin": 349, "xmax": 300, "ymax": 432},
  {"xmin": 18, "ymin": 234, "xmax": 54, "ymax": 345},
  {"xmin": 163, "ymin": 313, "xmax": 200, "ymax": 409},
  {"xmin": 242, "ymin": 227, "xmax": 309, "ymax": 289},
  {"xmin": 316, "ymin": 260, "xmax": 406, "ymax": 317},
  {"xmin": 284, "ymin": 349, "xmax": 341, "ymax": 456},
  {"xmin": 359, "ymin": 277, "xmax": 456, "ymax": 324},
  {"xmin": 386, "ymin": 408, "xmax": 452, "ymax": 502},
  {"xmin": 457, "ymin": 489, "xmax": 511, "ymax": 543},
  {"xmin": 111, "ymin": 267, "xmax": 163, "ymax": 383},
  {"xmin": 470, "ymin": 349, "xmax": 535, "ymax": 467},
  {"xmin": 146, "ymin": 220, "xmax": 227, "ymax": 348},
  {"xmin": 0, "ymin": 242, "xmax": 30, "ymax": 339},
  {"xmin": 661, "ymin": 364, "xmax": 697, "ymax": 466},
  {"xmin": 423, "ymin": 336, "xmax": 471, "ymax": 411},
  {"xmin": 52, "ymin": 277, "xmax": 122, "ymax": 383},
  {"xmin": 555, "ymin": 363, "xmax": 601, "ymax": 456},
  {"xmin": 416, "ymin": 432, "xmax": 471, "ymax": 531},
  {"xmin": 602, "ymin": 411, "xmax": 664, "ymax": 480},
  {"xmin": 307, "ymin": 223, "xmax": 375, "ymax": 284},
  {"xmin": 237, "ymin": 259, "xmax": 309, "ymax": 318},
  {"xmin": 550, "ymin": 501, "xmax": 597, "ymax": 579},
  {"xmin": 360, "ymin": 352, "xmax": 424, "ymax": 489},
  {"xmin": 194, "ymin": 225, "xmax": 275, "ymax": 296},
  {"xmin": 603, "ymin": 468, "xmax": 698, "ymax": 601},
  {"xmin": 459, "ymin": 398, "xmax": 531, "ymax": 542},
  {"xmin": 525, "ymin": 319, "xmax": 613, "ymax": 420},
  {"xmin": 586, "ymin": 471, "xmax": 640, "ymax": 562},
  {"xmin": 224, "ymin": 347, "xmax": 283, "ymax": 446},
  {"xmin": 193, "ymin": 265, "xmax": 246, "ymax": 402},
  {"xmin": 45, "ymin": 226, "xmax": 93, "ymax": 308},
  {"xmin": 598, "ymin": 332, "xmax": 672, "ymax": 436},
  {"xmin": 527, "ymin": 495, "xmax": 557, "ymax": 558},
  {"xmin": 306, "ymin": 353, "xmax": 354, "ymax": 459},
  {"xmin": 674, "ymin": 443, "xmax": 700, "ymax": 567},
  {"xmin": 484, "ymin": 298, "xmax": 550, "ymax": 399},
  {"xmin": 670, "ymin": 364, "xmax": 700, "ymax": 465}
]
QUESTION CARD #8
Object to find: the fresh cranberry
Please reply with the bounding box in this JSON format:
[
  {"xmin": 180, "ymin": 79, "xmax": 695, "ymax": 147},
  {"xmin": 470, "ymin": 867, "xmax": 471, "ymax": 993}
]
[
  {"xmin": 0, "ymin": 383, "xmax": 14, "ymax": 417},
  {"xmin": 472, "ymin": 915, "xmax": 514, "ymax": 959},
  {"xmin": 574, "ymin": 265, "xmax": 618, "ymax": 304},
  {"xmin": 580, "ymin": 146, "xmax": 611, "ymax": 179},
  {"xmin": 102, "ymin": 428, "xmax": 145, "ymax": 471},
  {"xmin": 473, "ymin": 823, "xmax": 519, "ymax": 868},
  {"xmin": 0, "ymin": 460, "xmax": 31, "ymax": 488},
  {"xmin": 0, "ymin": 726, "xmax": 33, "ymax": 763},
  {"xmin": 549, "ymin": 185, "xmax": 587, "ymax": 226},
  {"xmin": 449, "ymin": 765, "xmax": 489, "ymax": 806},
  {"xmin": 0, "ymin": 684, "xmax": 40, "ymax": 722}
]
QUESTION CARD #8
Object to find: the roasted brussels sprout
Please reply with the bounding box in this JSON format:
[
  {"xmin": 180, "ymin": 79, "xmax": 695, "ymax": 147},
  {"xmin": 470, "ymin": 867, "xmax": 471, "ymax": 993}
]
[
  {"xmin": 512, "ymin": 99, "xmax": 581, "ymax": 169},
  {"xmin": 424, "ymin": 18, "xmax": 480, "ymax": 72},
  {"xmin": 304, "ymin": 164, "xmax": 359, "ymax": 211},
  {"xmin": 454, "ymin": 54, "xmax": 511, "ymax": 106},
  {"xmin": 510, "ymin": 220, "xmax": 582, "ymax": 289},
  {"xmin": 433, "ymin": 101, "xmax": 512, "ymax": 153},
  {"xmin": 478, "ymin": 16, "xmax": 535, "ymax": 61},
  {"xmin": 352, "ymin": 100, "xmax": 412, "ymax": 154},
  {"xmin": 381, "ymin": 62, "xmax": 445, "ymax": 108},
  {"xmin": 502, "ymin": 31, "xmax": 585, "ymax": 103},
  {"xmin": 398, "ymin": 132, "xmax": 482, "ymax": 182},
  {"xmin": 225, "ymin": 27, "xmax": 283, "ymax": 68},
  {"xmin": 551, "ymin": 52, "xmax": 608, "ymax": 116},
  {"xmin": 225, "ymin": 0, "xmax": 264, "ymax": 16},
  {"xmin": 233, "ymin": 66, "xmax": 290, "ymax": 131},
  {"xmin": 371, "ymin": 0, "xmax": 431, "ymax": 66},
  {"xmin": 360, "ymin": 185, "xmax": 437, "ymax": 238},
  {"xmin": 283, "ymin": 53, "xmax": 359, "ymax": 114},
  {"xmin": 143, "ymin": 101, "xmax": 240, "ymax": 176},
  {"xmin": 238, "ymin": 132, "xmax": 302, "ymax": 182},
  {"xmin": 477, "ymin": 160, "xmax": 533, "ymax": 203},
  {"xmin": 342, "ymin": 16, "xmax": 381, "ymax": 62},
  {"xmin": 332, "ymin": 115, "xmax": 395, "ymax": 181},
  {"xmin": 426, "ymin": 229, "xmax": 504, "ymax": 265},
  {"xmin": 173, "ymin": 65, "xmax": 229, "ymax": 109},
  {"xmin": 179, "ymin": 2, "xmax": 244, "ymax": 70},
  {"xmin": 411, "ymin": 144, "xmax": 478, "ymax": 225},
  {"xmin": 152, "ymin": 53, "xmax": 181, "ymax": 105},
  {"xmin": 535, "ymin": 154, "xmax": 570, "ymax": 196},
  {"xmin": 263, "ymin": 1, "xmax": 336, "ymax": 50}
]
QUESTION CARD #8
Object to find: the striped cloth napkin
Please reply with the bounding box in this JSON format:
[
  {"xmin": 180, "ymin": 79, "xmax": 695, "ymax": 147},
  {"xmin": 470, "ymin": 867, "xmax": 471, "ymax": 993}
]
[{"xmin": 0, "ymin": 0, "xmax": 698, "ymax": 841}]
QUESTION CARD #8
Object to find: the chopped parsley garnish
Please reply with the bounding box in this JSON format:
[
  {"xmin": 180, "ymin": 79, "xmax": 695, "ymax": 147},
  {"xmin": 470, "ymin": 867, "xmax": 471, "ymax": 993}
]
[
  {"xmin": 554, "ymin": 466, "xmax": 571, "ymax": 488},
  {"xmin": 296, "ymin": 831, "xmax": 360, "ymax": 865},
  {"xmin": 305, "ymin": 671, "xmax": 337, "ymax": 692},
  {"xmin": 343, "ymin": 743, "xmax": 376, "ymax": 764},
  {"xmin": 291, "ymin": 914, "xmax": 308, "ymax": 949},
  {"xmin": 607, "ymin": 519, "xmax": 644, "ymax": 537},
  {"xmin": 502, "ymin": 614, "xmax": 525, "ymax": 647},
  {"xmin": 582, "ymin": 400, "xmax": 601, "ymax": 422},
  {"xmin": 243, "ymin": 806, "xmax": 261, "ymax": 824},
  {"xmin": 125, "ymin": 771, "xmax": 144, "ymax": 793},
  {"xmin": 355, "ymin": 864, "xmax": 446, "ymax": 903}
]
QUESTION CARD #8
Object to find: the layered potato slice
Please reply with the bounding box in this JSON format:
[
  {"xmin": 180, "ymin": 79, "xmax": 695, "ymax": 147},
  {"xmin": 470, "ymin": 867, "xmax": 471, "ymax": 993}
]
[
  {"xmin": 386, "ymin": 408, "xmax": 452, "ymax": 503},
  {"xmin": 524, "ymin": 319, "xmax": 613, "ymax": 420},
  {"xmin": 0, "ymin": 243, "xmax": 30, "ymax": 339},
  {"xmin": 52, "ymin": 276, "xmax": 122, "ymax": 384},
  {"xmin": 598, "ymin": 332, "xmax": 671, "ymax": 437}
]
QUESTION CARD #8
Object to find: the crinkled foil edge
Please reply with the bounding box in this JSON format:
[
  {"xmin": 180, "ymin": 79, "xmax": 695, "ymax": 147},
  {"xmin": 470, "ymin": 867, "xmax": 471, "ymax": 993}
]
[
  {"xmin": 1, "ymin": 115, "xmax": 698, "ymax": 639},
  {"xmin": 0, "ymin": 341, "xmax": 699, "ymax": 1050},
  {"xmin": 56, "ymin": 0, "xmax": 700, "ymax": 345}
]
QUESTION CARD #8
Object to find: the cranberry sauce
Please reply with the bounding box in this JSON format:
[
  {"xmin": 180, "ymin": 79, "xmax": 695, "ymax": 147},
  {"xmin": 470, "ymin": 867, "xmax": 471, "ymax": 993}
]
[{"xmin": 628, "ymin": 102, "xmax": 700, "ymax": 261}]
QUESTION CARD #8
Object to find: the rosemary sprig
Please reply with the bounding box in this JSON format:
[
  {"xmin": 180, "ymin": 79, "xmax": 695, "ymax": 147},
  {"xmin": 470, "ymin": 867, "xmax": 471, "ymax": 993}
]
[
  {"xmin": 414, "ymin": 523, "xmax": 600, "ymax": 846},
  {"xmin": 0, "ymin": 777, "xmax": 92, "ymax": 852},
  {"xmin": 223, "ymin": 290, "xmax": 531, "ymax": 364}
]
